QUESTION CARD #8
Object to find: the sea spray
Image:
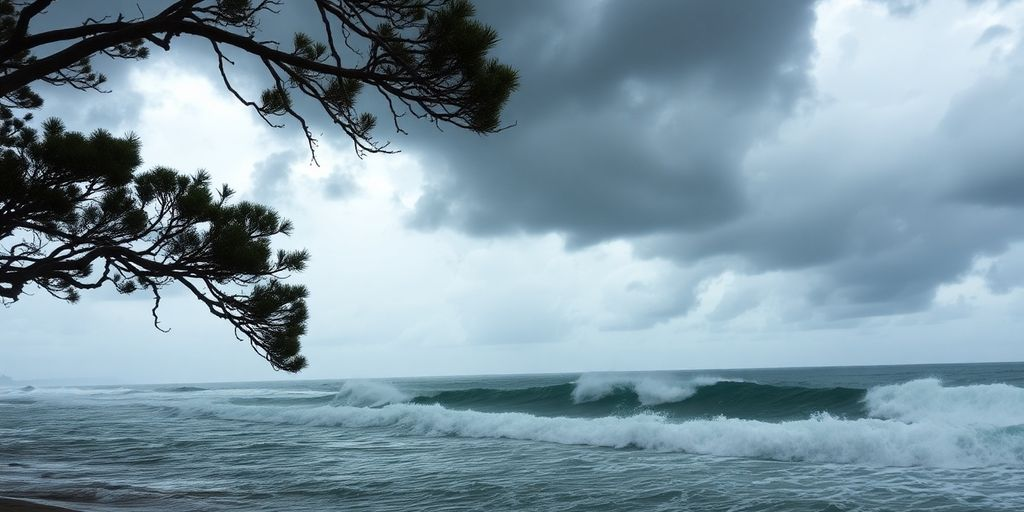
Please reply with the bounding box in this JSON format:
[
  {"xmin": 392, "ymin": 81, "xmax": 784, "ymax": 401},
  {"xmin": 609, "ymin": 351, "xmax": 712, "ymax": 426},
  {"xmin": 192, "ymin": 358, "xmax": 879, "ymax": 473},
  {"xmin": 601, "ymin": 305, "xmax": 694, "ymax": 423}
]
[
  {"xmin": 571, "ymin": 373, "xmax": 732, "ymax": 405},
  {"xmin": 332, "ymin": 379, "xmax": 410, "ymax": 407},
  {"xmin": 865, "ymin": 378, "xmax": 1024, "ymax": 427}
]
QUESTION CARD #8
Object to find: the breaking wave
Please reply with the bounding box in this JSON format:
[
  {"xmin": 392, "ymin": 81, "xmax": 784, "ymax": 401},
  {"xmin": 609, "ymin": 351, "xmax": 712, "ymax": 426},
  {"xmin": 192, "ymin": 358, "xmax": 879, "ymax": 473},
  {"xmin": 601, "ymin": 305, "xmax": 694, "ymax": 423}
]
[
  {"xmin": 409, "ymin": 375, "xmax": 865, "ymax": 420},
  {"xmin": 182, "ymin": 400, "xmax": 1024, "ymax": 468},
  {"xmin": 866, "ymin": 378, "xmax": 1024, "ymax": 427},
  {"xmin": 571, "ymin": 373, "xmax": 729, "ymax": 405},
  {"xmin": 151, "ymin": 377, "xmax": 1024, "ymax": 468},
  {"xmin": 332, "ymin": 379, "xmax": 411, "ymax": 407},
  {"xmin": 21, "ymin": 376, "xmax": 1024, "ymax": 468}
]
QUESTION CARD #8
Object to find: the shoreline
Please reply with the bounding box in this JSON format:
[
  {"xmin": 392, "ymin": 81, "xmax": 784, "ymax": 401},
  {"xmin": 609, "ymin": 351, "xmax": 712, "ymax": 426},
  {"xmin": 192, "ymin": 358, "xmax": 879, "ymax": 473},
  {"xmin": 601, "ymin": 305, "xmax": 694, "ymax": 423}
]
[{"xmin": 0, "ymin": 497, "xmax": 81, "ymax": 512}]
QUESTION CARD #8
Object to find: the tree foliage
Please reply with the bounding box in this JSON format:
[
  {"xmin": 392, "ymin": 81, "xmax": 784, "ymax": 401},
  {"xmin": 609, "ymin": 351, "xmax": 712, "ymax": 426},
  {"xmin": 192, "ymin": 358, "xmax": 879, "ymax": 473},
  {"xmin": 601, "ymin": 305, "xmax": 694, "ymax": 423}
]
[
  {"xmin": 0, "ymin": 0, "xmax": 517, "ymax": 371},
  {"xmin": 0, "ymin": 0, "xmax": 519, "ymax": 157},
  {"xmin": 1, "ymin": 119, "xmax": 310, "ymax": 371}
]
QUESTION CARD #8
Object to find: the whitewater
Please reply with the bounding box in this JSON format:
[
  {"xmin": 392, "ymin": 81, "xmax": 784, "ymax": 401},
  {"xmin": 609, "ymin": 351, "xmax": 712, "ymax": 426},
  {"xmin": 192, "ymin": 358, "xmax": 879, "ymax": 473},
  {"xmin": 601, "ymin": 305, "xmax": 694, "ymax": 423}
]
[{"xmin": 3, "ymin": 363, "xmax": 1024, "ymax": 511}]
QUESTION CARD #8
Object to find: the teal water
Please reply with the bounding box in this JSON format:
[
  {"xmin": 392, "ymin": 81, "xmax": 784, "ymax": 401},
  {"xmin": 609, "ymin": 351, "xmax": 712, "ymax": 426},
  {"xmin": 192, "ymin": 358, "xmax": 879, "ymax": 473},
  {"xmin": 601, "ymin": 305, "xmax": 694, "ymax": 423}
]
[{"xmin": 2, "ymin": 363, "xmax": 1024, "ymax": 511}]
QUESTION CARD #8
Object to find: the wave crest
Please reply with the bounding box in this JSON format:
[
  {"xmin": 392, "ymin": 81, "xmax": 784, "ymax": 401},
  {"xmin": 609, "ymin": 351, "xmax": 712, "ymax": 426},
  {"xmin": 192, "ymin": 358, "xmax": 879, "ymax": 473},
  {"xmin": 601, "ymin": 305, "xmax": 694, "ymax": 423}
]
[
  {"xmin": 866, "ymin": 378, "xmax": 1024, "ymax": 427},
  {"xmin": 571, "ymin": 373, "xmax": 732, "ymax": 405},
  {"xmin": 332, "ymin": 380, "xmax": 409, "ymax": 407},
  {"xmin": 185, "ymin": 401, "xmax": 1024, "ymax": 468}
]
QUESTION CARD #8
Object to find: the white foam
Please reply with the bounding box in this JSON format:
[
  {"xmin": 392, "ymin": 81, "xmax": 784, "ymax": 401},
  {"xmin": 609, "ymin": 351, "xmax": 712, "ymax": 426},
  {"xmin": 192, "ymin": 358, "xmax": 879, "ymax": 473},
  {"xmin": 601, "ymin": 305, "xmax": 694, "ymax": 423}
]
[
  {"xmin": 180, "ymin": 401, "xmax": 1024, "ymax": 468},
  {"xmin": 26, "ymin": 386, "xmax": 136, "ymax": 396},
  {"xmin": 572, "ymin": 373, "xmax": 732, "ymax": 405},
  {"xmin": 332, "ymin": 380, "xmax": 410, "ymax": 407},
  {"xmin": 865, "ymin": 378, "xmax": 1024, "ymax": 427}
]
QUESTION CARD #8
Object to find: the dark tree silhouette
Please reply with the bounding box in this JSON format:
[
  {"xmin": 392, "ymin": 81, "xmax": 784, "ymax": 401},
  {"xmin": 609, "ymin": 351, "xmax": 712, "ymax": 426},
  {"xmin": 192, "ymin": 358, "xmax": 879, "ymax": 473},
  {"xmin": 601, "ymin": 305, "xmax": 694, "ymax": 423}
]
[
  {"xmin": 1, "ymin": 119, "xmax": 311, "ymax": 371},
  {"xmin": 0, "ymin": 0, "xmax": 518, "ymax": 157},
  {"xmin": 0, "ymin": 0, "xmax": 518, "ymax": 371}
]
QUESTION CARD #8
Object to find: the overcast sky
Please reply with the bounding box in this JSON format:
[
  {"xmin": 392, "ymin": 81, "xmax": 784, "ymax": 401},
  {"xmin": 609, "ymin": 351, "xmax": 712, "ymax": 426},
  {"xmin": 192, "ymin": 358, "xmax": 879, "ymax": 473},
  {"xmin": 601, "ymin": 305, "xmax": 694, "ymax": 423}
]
[{"xmin": 4, "ymin": 0, "xmax": 1024, "ymax": 384}]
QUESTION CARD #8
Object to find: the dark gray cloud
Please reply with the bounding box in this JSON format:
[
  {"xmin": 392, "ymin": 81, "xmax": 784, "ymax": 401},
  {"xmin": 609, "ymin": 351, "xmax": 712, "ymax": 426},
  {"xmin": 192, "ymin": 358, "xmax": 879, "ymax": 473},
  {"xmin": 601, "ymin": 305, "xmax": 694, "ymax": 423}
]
[
  {"xmin": 21, "ymin": 1, "xmax": 314, "ymax": 134},
  {"xmin": 322, "ymin": 167, "xmax": 360, "ymax": 201},
  {"xmin": 874, "ymin": 0, "xmax": 1021, "ymax": 16},
  {"xmin": 400, "ymin": 0, "xmax": 1024, "ymax": 328},
  {"xmin": 251, "ymin": 151, "xmax": 363, "ymax": 204},
  {"xmin": 250, "ymin": 150, "xmax": 298, "ymax": 203},
  {"xmin": 406, "ymin": 0, "xmax": 819, "ymax": 247},
  {"xmin": 23, "ymin": 1, "xmax": 1024, "ymax": 330},
  {"xmin": 19, "ymin": 2, "xmax": 152, "ymax": 129},
  {"xmin": 402, "ymin": 1, "xmax": 1024, "ymax": 327},
  {"xmin": 636, "ymin": 34, "xmax": 1024, "ymax": 323},
  {"xmin": 599, "ymin": 275, "xmax": 707, "ymax": 332},
  {"xmin": 406, "ymin": 105, "xmax": 748, "ymax": 247},
  {"xmin": 20, "ymin": 2, "xmax": 210, "ymax": 135},
  {"xmin": 942, "ymin": 71, "xmax": 1024, "ymax": 209},
  {"xmin": 976, "ymin": 25, "xmax": 1014, "ymax": 47},
  {"xmin": 966, "ymin": 0, "xmax": 1022, "ymax": 7},
  {"xmin": 986, "ymin": 244, "xmax": 1024, "ymax": 293},
  {"xmin": 868, "ymin": 0, "xmax": 931, "ymax": 16}
]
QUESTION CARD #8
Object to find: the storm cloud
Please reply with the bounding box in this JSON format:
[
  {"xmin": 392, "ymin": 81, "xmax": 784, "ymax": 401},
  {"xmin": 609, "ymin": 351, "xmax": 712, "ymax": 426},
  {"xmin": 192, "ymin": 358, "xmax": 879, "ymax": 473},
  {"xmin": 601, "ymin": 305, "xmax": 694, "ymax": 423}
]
[
  {"xmin": 398, "ymin": 0, "xmax": 1024, "ymax": 326},
  {"xmin": 22, "ymin": 1, "xmax": 1024, "ymax": 327},
  {"xmin": 407, "ymin": 0, "xmax": 818, "ymax": 247},
  {"xmin": 6, "ymin": 0, "xmax": 1024, "ymax": 382}
]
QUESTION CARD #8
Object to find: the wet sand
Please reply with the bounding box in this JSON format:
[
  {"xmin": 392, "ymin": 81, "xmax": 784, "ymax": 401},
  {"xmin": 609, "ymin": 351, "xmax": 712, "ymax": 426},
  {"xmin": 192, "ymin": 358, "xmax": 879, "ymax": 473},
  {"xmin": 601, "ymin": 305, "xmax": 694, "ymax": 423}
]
[{"xmin": 0, "ymin": 497, "xmax": 80, "ymax": 511}]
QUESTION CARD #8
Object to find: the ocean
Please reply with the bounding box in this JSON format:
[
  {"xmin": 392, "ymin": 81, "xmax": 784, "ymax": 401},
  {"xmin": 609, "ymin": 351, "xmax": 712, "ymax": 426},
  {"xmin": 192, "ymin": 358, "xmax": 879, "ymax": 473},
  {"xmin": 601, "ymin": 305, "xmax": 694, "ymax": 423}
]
[{"xmin": 2, "ymin": 362, "xmax": 1024, "ymax": 511}]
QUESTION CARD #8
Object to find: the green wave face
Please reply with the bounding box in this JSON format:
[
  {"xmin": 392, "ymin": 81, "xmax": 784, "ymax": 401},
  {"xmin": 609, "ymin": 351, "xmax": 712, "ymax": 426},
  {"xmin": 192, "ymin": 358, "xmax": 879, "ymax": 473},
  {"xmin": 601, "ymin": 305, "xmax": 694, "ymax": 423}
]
[{"xmin": 409, "ymin": 381, "xmax": 868, "ymax": 421}]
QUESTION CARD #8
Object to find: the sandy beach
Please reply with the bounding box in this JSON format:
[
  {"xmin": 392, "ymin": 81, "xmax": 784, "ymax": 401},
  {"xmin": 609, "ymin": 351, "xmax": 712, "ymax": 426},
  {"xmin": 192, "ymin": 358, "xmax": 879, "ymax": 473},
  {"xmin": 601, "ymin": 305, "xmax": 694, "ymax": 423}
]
[{"xmin": 0, "ymin": 498, "xmax": 80, "ymax": 512}]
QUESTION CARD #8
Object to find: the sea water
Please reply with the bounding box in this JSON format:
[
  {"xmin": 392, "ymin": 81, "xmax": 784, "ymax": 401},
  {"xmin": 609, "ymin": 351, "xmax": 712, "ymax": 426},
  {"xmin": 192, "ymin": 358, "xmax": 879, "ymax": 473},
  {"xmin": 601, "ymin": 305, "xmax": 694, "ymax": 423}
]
[{"xmin": 2, "ymin": 363, "xmax": 1024, "ymax": 511}]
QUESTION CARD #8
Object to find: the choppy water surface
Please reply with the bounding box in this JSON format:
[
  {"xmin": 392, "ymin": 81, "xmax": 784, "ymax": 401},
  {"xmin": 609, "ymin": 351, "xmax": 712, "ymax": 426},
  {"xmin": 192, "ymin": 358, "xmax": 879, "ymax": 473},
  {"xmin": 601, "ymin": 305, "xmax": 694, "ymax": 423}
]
[{"xmin": 3, "ymin": 363, "xmax": 1024, "ymax": 511}]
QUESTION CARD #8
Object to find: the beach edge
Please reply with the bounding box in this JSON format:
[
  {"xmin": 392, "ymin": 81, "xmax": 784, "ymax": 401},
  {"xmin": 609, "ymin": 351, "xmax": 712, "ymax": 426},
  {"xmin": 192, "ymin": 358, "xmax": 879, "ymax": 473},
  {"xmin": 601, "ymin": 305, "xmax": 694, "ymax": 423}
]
[{"xmin": 0, "ymin": 497, "xmax": 81, "ymax": 512}]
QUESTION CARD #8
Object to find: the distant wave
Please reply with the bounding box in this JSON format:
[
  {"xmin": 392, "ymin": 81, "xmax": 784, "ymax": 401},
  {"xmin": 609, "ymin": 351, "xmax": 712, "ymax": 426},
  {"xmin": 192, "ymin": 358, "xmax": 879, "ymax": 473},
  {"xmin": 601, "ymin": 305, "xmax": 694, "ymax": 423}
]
[
  {"xmin": 216, "ymin": 381, "xmax": 410, "ymax": 408},
  {"xmin": 0, "ymin": 398, "xmax": 35, "ymax": 405},
  {"xmin": 411, "ymin": 378, "xmax": 866, "ymax": 420},
  {"xmin": 27, "ymin": 386, "xmax": 137, "ymax": 396},
  {"xmin": 158, "ymin": 386, "xmax": 208, "ymax": 393},
  {"xmin": 332, "ymin": 379, "xmax": 411, "ymax": 407},
  {"xmin": 571, "ymin": 373, "xmax": 730, "ymax": 405}
]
